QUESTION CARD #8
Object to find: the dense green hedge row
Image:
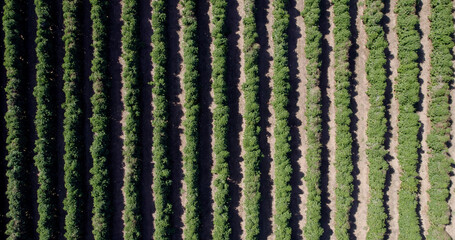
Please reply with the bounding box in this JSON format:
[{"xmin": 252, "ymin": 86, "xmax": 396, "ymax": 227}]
[
  {"xmin": 61, "ymin": 0, "xmax": 84, "ymax": 239},
  {"xmin": 242, "ymin": 0, "xmax": 261, "ymax": 239},
  {"xmin": 272, "ymin": 0, "xmax": 292, "ymax": 238},
  {"xmin": 301, "ymin": 0, "xmax": 324, "ymax": 238},
  {"xmin": 88, "ymin": 0, "xmax": 111, "ymax": 239},
  {"xmin": 121, "ymin": 0, "xmax": 142, "ymax": 239},
  {"xmin": 181, "ymin": 0, "xmax": 200, "ymax": 238},
  {"xmin": 151, "ymin": 0, "xmax": 171, "ymax": 239},
  {"xmin": 427, "ymin": 0, "xmax": 453, "ymax": 238},
  {"xmin": 362, "ymin": 0, "xmax": 389, "ymax": 238},
  {"xmin": 332, "ymin": 0, "xmax": 353, "ymax": 238},
  {"xmin": 34, "ymin": 0, "xmax": 60, "ymax": 238},
  {"xmin": 3, "ymin": 0, "xmax": 32, "ymax": 238},
  {"xmin": 210, "ymin": 0, "xmax": 231, "ymax": 239},
  {"xmin": 395, "ymin": 0, "xmax": 421, "ymax": 238}
]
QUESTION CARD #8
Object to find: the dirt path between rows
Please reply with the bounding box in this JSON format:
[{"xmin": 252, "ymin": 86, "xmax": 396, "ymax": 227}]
[
  {"xmin": 234, "ymin": 0, "xmax": 247, "ymax": 238},
  {"xmin": 167, "ymin": 0, "xmax": 185, "ymax": 238},
  {"xmin": 138, "ymin": 0, "xmax": 153, "ymax": 238},
  {"xmin": 326, "ymin": 1, "xmax": 337, "ymax": 238},
  {"xmin": 197, "ymin": 0, "xmax": 214, "ymax": 238},
  {"xmin": 417, "ymin": 0, "xmax": 432, "ymax": 234},
  {"xmin": 264, "ymin": 1, "xmax": 276, "ymax": 238},
  {"xmin": 256, "ymin": 0, "xmax": 274, "ymax": 237},
  {"xmin": 288, "ymin": 0, "xmax": 307, "ymax": 238},
  {"xmin": 107, "ymin": 0, "xmax": 125, "ymax": 238},
  {"xmin": 353, "ymin": 2, "xmax": 370, "ymax": 238},
  {"xmin": 384, "ymin": 0, "xmax": 401, "ymax": 237}
]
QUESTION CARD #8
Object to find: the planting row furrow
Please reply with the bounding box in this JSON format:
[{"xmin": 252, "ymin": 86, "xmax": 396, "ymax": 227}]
[
  {"xmin": 151, "ymin": 0, "xmax": 171, "ymax": 239},
  {"xmin": 88, "ymin": 0, "xmax": 111, "ymax": 239},
  {"xmin": 272, "ymin": 0, "xmax": 292, "ymax": 238},
  {"xmin": 242, "ymin": 0, "xmax": 261, "ymax": 239},
  {"xmin": 301, "ymin": 0, "xmax": 324, "ymax": 238},
  {"xmin": 332, "ymin": 0, "xmax": 353, "ymax": 237},
  {"xmin": 210, "ymin": 0, "xmax": 231, "ymax": 239},
  {"xmin": 427, "ymin": 0, "xmax": 453, "ymax": 237},
  {"xmin": 362, "ymin": 0, "xmax": 389, "ymax": 238},
  {"xmin": 33, "ymin": 0, "xmax": 60, "ymax": 238},
  {"xmin": 3, "ymin": 0, "xmax": 32, "ymax": 238},
  {"xmin": 395, "ymin": 0, "xmax": 421, "ymax": 237},
  {"xmin": 181, "ymin": 0, "xmax": 200, "ymax": 238},
  {"xmin": 61, "ymin": 0, "xmax": 84, "ymax": 238},
  {"xmin": 121, "ymin": 0, "xmax": 142, "ymax": 238}
]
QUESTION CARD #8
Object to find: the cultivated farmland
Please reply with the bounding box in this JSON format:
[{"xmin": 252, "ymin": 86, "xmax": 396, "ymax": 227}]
[{"xmin": 1, "ymin": 0, "xmax": 455, "ymax": 239}]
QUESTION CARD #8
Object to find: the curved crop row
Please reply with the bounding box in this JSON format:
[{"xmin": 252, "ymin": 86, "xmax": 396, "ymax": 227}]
[
  {"xmin": 151, "ymin": 0, "xmax": 171, "ymax": 239},
  {"xmin": 272, "ymin": 0, "xmax": 292, "ymax": 238},
  {"xmin": 332, "ymin": 0, "xmax": 353, "ymax": 238},
  {"xmin": 88, "ymin": 0, "xmax": 111, "ymax": 239},
  {"xmin": 33, "ymin": 0, "xmax": 60, "ymax": 238},
  {"xmin": 426, "ymin": 0, "xmax": 453, "ymax": 238},
  {"xmin": 394, "ymin": 0, "xmax": 421, "ymax": 238},
  {"xmin": 121, "ymin": 0, "xmax": 142, "ymax": 238},
  {"xmin": 3, "ymin": 0, "xmax": 32, "ymax": 238},
  {"xmin": 181, "ymin": 0, "xmax": 200, "ymax": 238},
  {"xmin": 302, "ymin": 0, "xmax": 324, "ymax": 238},
  {"xmin": 61, "ymin": 0, "xmax": 84, "ymax": 239},
  {"xmin": 210, "ymin": 0, "xmax": 231, "ymax": 239},
  {"xmin": 242, "ymin": 0, "xmax": 261, "ymax": 239},
  {"xmin": 362, "ymin": 0, "xmax": 389, "ymax": 238}
]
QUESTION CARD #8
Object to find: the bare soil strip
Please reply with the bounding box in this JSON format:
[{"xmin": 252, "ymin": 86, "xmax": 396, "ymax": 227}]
[
  {"xmin": 384, "ymin": 0, "xmax": 401, "ymax": 237},
  {"xmin": 417, "ymin": 0, "xmax": 432, "ymax": 234},
  {"xmin": 107, "ymin": 0, "xmax": 125, "ymax": 237},
  {"xmin": 167, "ymin": 0, "xmax": 185, "ymax": 238},
  {"xmin": 326, "ymin": 1, "xmax": 337, "ymax": 237},
  {"xmin": 138, "ymin": 0, "xmax": 154, "ymax": 238},
  {"xmin": 235, "ymin": 0, "xmax": 247, "ymax": 237},
  {"xmin": 289, "ymin": 0, "xmax": 308, "ymax": 237},
  {"xmin": 265, "ymin": 1, "xmax": 276, "ymax": 238},
  {"xmin": 256, "ymin": 0, "xmax": 274, "ymax": 237},
  {"xmin": 353, "ymin": 2, "xmax": 370, "ymax": 238},
  {"xmin": 197, "ymin": 0, "xmax": 214, "ymax": 237},
  {"xmin": 81, "ymin": 0, "xmax": 94, "ymax": 238},
  {"xmin": 226, "ymin": 0, "xmax": 244, "ymax": 237}
]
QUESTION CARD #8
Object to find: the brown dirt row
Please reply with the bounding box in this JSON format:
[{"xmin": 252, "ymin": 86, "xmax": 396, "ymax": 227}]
[
  {"xmin": 353, "ymin": 2, "xmax": 370, "ymax": 238},
  {"xmin": 290, "ymin": 0, "xmax": 308, "ymax": 237},
  {"xmin": 107, "ymin": 0, "xmax": 125, "ymax": 238},
  {"xmin": 235, "ymin": 0, "xmax": 247, "ymax": 238},
  {"xmin": 265, "ymin": 1, "xmax": 276, "ymax": 239},
  {"xmin": 417, "ymin": 0, "xmax": 432, "ymax": 234},
  {"xmin": 384, "ymin": 0, "xmax": 401, "ymax": 237},
  {"xmin": 167, "ymin": 0, "xmax": 185, "ymax": 238},
  {"xmin": 326, "ymin": 1, "xmax": 337, "ymax": 238}
]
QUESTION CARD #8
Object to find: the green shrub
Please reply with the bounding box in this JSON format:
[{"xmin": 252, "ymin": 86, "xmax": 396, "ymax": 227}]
[{"xmin": 88, "ymin": 0, "xmax": 111, "ymax": 239}]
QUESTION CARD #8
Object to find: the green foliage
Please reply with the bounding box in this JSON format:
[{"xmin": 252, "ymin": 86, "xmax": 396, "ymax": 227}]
[
  {"xmin": 426, "ymin": 0, "xmax": 453, "ymax": 238},
  {"xmin": 181, "ymin": 0, "xmax": 200, "ymax": 239},
  {"xmin": 88, "ymin": 0, "xmax": 111, "ymax": 239},
  {"xmin": 332, "ymin": 0, "xmax": 353, "ymax": 238},
  {"xmin": 272, "ymin": 0, "xmax": 292, "ymax": 238},
  {"xmin": 362, "ymin": 0, "xmax": 389, "ymax": 238},
  {"xmin": 33, "ymin": 0, "xmax": 60, "ymax": 238},
  {"xmin": 242, "ymin": 0, "xmax": 261, "ymax": 239},
  {"xmin": 122, "ymin": 0, "xmax": 142, "ymax": 238},
  {"xmin": 151, "ymin": 0, "xmax": 171, "ymax": 239},
  {"xmin": 3, "ymin": 0, "xmax": 32, "ymax": 238},
  {"xmin": 61, "ymin": 1, "xmax": 84, "ymax": 239},
  {"xmin": 210, "ymin": 0, "xmax": 231, "ymax": 239},
  {"xmin": 302, "ymin": 0, "xmax": 324, "ymax": 238},
  {"xmin": 395, "ymin": 0, "xmax": 421, "ymax": 238}
]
